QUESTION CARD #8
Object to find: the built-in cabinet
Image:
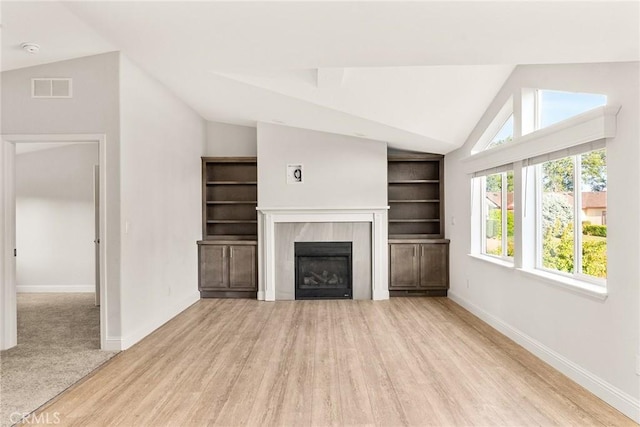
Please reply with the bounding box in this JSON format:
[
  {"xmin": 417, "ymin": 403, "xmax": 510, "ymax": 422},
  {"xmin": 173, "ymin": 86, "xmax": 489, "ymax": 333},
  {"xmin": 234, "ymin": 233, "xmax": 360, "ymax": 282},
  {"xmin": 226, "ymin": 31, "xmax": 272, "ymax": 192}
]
[
  {"xmin": 388, "ymin": 240, "xmax": 449, "ymax": 295},
  {"xmin": 198, "ymin": 242, "xmax": 257, "ymax": 298},
  {"xmin": 388, "ymin": 153, "xmax": 450, "ymax": 296},
  {"xmin": 197, "ymin": 157, "xmax": 258, "ymax": 298}
]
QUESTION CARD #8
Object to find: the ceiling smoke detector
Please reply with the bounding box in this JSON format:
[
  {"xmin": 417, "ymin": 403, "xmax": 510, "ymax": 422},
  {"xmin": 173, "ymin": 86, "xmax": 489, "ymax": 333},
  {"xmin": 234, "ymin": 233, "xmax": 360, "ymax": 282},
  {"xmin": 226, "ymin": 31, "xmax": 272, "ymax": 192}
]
[{"xmin": 21, "ymin": 42, "xmax": 40, "ymax": 54}]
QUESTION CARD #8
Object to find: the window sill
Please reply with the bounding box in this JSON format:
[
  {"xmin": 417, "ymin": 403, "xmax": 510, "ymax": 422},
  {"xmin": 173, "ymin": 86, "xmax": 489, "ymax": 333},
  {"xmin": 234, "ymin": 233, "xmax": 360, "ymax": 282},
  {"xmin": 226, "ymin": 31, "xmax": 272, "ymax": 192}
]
[
  {"xmin": 517, "ymin": 268, "xmax": 608, "ymax": 301},
  {"xmin": 468, "ymin": 253, "xmax": 514, "ymax": 269}
]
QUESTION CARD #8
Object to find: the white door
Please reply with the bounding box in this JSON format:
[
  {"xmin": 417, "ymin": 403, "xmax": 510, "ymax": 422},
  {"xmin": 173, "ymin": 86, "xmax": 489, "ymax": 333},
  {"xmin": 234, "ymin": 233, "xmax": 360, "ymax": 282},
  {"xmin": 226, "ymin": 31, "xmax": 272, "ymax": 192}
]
[
  {"xmin": 94, "ymin": 165, "xmax": 100, "ymax": 306},
  {"xmin": 1, "ymin": 140, "xmax": 17, "ymax": 350}
]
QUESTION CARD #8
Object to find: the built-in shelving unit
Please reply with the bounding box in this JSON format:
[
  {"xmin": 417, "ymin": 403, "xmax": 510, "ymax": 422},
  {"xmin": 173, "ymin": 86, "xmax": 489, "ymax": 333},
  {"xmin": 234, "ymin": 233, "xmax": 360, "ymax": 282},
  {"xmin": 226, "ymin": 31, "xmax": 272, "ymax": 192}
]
[
  {"xmin": 387, "ymin": 154, "xmax": 444, "ymax": 239},
  {"xmin": 202, "ymin": 157, "xmax": 258, "ymax": 240},
  {"xmin": 387, "ymin": 153, "xmax": 449, "ymax": 296},
  {"xmin": 198, "ymin": 157, "xmax": 258, "ymax": 298}
]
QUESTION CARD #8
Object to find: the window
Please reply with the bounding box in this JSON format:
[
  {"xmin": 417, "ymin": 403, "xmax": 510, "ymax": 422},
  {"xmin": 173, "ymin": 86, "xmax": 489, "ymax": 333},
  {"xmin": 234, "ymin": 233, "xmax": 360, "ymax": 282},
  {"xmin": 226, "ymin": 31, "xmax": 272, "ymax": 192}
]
[
  {"xmin": 485, "ymin": 114, "xmax": 514, "ymax": 150},
  {"xmin": 537, "ymin": 149, "xmax": 607, "ymax": 281},
  {"xmin": 471, "ymin": 97, "xmax": 513, "ymax": 154},
  {"xmin": 468, "ymin": 84, "xmax": 614, "ymax": 296},
  {"xmin": 537, "ymin": 90, "xmax": 607, "ymax": 129},
  {"xmin": 482, "ymin": 171, "xmax": 514, "ymax": 259}
]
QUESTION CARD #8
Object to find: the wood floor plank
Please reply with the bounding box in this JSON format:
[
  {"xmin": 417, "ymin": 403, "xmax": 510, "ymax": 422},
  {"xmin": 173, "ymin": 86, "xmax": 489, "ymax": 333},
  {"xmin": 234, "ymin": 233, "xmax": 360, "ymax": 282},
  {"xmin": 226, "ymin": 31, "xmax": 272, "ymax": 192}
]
[
  {"xmin": 29, "ymin": 298, "xmax": 636, "ymax": 426},
  {"xmin": 333, "ymin": 301, "xmax": 375, "ymax": 427},
  {"xmin": 347, "ymin": 302, "xmax": 410, "ymax": 426},
  {"xmin": 310, "ymin": 301, "xmax": 342, "ymax": 426}
]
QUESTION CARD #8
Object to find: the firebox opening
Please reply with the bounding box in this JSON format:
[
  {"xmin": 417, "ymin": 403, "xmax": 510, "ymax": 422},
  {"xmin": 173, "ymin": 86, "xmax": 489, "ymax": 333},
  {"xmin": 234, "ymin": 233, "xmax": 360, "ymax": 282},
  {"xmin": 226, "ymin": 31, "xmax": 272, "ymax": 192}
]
[{"xmin": 294, "ymin": 242, "xmax": 353, "ymax": 300}]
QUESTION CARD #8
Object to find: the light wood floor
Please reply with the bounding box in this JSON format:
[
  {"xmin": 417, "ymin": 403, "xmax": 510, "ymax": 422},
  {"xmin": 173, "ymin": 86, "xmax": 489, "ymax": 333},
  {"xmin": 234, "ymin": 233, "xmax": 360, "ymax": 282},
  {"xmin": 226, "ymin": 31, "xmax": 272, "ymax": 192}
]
[{"xmin": 33, "ymin": 298, "xmax": 634, "ymax": 426}]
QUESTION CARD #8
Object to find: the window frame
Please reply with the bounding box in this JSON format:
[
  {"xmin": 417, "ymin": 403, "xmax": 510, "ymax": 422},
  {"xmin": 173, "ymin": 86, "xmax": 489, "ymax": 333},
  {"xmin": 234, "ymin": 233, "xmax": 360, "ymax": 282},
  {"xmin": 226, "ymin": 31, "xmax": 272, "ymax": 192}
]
[
  {"xmin": 534, "ymin": 152, "xmax": 606, "ymax": 287},
  {"xmin": 480, "ymin": 171, "xmax": 514, "ymax": 262}
]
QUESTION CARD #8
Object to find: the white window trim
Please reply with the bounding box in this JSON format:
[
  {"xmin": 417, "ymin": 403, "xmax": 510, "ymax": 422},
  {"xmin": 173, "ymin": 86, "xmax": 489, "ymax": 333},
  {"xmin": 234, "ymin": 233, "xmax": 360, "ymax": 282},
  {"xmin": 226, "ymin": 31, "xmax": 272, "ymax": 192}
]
[
  {"xmin": 463, "ymin": 105, "xmax": 619, "ymax": 174},
  {"xmin": 468, "ymin": 253, "xmax": 515, "ymax": 269},
  {"xmin": 517, "ymin": 268, "xmax": 607, "ymax": 301},
  {"xmin": 500, "ymin": 172, "xmax": 509, "ymax": 259}
]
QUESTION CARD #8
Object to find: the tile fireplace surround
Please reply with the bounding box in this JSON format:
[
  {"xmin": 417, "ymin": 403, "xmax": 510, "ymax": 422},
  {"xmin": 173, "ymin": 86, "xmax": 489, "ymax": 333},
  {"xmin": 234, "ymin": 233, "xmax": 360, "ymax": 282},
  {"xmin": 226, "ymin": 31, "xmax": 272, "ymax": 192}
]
[{"xmin": 256, "ymin": 207, "xmax": 390, "ymax": 301}]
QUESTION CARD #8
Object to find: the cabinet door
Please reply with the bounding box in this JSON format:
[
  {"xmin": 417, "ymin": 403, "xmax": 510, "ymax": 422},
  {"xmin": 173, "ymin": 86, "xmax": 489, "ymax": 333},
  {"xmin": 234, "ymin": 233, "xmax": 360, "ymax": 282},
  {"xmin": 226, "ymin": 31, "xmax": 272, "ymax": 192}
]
[
  {"xmin": 419, "ymin": 243, "xmax": 449, "ymax": 289},
  {"xmin": 199, "ymin": 245, "xmax": 228, "ymax": 290},
  {"xmin": 228, "ymin": 245, "xmax": 257, "ymax": 290},
  {"xmin": 389, "ymin": 244, "xmax": 420, "ymax": 289}
]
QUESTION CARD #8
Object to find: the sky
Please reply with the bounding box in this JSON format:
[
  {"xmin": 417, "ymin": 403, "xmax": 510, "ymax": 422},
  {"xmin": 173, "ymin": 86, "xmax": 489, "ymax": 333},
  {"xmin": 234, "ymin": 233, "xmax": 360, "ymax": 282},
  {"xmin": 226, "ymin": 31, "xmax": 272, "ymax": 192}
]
[{"xmin": 490, "ymin": 90, "xmax": 607, "ymax": 144}]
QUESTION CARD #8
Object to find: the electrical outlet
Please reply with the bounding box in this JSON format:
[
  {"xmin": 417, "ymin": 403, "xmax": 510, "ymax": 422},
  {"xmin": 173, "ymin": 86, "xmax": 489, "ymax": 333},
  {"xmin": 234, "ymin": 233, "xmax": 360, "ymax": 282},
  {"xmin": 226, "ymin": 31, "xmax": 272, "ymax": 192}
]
[
  {"xmin": 636, "ymin": 354, "xmax": 640, "ymax": 376},
  {"xmin": 466, "ymin": 279, "xmax": 470, "ymax": 289}
]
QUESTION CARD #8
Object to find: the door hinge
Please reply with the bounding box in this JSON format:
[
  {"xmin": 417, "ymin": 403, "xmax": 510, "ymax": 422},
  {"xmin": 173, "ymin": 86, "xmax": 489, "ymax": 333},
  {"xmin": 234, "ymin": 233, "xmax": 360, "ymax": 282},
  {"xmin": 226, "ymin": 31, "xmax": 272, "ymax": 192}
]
[{"xmin": 14, "ymin": 248, "xmax": 17, "ymax": 257}]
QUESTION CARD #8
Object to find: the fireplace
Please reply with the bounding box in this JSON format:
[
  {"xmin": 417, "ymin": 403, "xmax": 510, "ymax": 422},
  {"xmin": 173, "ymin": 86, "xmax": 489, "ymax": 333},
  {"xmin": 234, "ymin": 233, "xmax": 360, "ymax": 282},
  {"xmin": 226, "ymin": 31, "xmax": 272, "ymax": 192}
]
[{"xmin": 294, "ymin": 242, "xmax": 352, "ymax": 300}]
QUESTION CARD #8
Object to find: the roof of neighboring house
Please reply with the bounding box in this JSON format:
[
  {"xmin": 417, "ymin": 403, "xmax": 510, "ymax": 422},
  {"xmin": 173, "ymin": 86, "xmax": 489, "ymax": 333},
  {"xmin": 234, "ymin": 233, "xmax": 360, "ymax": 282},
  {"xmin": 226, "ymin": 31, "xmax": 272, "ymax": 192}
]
[
  {"xmin": 485, "ymin": 192, "xmax": 514, "ymax": 210},
  {"xmin": 582, "ymin": 192, "xmax": 607, "ymax": 209},
  {"xmin": 485, "ymin": 191, "xmax": 606, "ymax": 210}
]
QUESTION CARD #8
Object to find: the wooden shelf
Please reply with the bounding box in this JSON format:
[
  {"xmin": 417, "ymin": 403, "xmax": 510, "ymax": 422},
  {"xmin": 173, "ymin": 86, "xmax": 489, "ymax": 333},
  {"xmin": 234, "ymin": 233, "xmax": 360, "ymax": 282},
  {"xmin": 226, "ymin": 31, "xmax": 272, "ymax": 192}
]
[
  {"xmin": 389, "ymin": 236, "xmax": 449, "ymax": 243},
  {"xmin": 207, "ymin": 220, "xmax": 258, "ymax": 224},
  {"xmin": 389, "ymin": 199, "xmax": 439, "ymax": 203},
  {"xmin": 206, "ymin": 201, "xmax": 257, "ymax": 205},
  {"xmin": 388, "ymin": 180, "xmax": 439, "ymax": 184},
  {"xmin": 389, "ymin": 219, "xmax": 440, "ymax": 223},
  {"xmin": 201, "ymin": 235, "xmax": 257, "ymax": 242},
  {"xmin": 206, "ymin": 181, "xmax": 257, "ymax": 185}
]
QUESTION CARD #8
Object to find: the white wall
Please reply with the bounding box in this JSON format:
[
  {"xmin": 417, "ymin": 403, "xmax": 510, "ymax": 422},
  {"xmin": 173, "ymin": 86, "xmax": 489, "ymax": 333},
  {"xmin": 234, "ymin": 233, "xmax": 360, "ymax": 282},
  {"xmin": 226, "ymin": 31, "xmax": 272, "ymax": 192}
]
[
  {"xmin": 119, "ymin": 56, "xmax": 205, "ymax": 348},
  {"xmin": 1, "ymin": 52, "xmax": 122, "ymax": 341},
  {"xmin": 16, "ymin": 144, "xmax": 98, "ymax": 292},
  {"xmin": 445, "ymin": 62, "xmax": 640, "ymax": 420},
  {"xmin": 257, "ymin": 123, "xmax": 387, "ymax": 208},
  {"xmin": 206, "ymin": 121, "xmax": 256, "ymax": 156}
]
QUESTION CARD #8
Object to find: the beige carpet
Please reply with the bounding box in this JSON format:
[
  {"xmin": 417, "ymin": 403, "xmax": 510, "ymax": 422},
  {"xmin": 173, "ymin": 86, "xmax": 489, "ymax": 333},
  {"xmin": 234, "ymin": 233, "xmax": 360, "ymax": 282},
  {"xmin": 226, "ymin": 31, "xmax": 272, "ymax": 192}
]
[{"xmin": 0, "ymin": 293, "xmax": 117, "ymax": 427}]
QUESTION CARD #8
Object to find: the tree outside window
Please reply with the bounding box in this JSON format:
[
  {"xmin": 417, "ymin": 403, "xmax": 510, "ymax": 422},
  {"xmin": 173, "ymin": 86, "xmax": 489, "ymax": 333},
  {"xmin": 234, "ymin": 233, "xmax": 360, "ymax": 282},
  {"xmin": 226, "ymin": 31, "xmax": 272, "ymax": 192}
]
[
  {"xmin": 539, "ymin": 149, "xmax": 607, "ymax": 279},
  {"xmin": 483, "ymin": 171, "xmax": 514, "ymax": 258}
]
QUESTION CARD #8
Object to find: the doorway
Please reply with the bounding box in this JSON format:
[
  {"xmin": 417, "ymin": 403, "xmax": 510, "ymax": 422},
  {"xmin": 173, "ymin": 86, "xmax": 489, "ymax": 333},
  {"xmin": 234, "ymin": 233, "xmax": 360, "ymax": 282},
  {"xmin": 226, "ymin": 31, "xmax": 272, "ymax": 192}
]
[{"xmin": 1, "ymin": 134, "xmax": 108, "ymax": 351}]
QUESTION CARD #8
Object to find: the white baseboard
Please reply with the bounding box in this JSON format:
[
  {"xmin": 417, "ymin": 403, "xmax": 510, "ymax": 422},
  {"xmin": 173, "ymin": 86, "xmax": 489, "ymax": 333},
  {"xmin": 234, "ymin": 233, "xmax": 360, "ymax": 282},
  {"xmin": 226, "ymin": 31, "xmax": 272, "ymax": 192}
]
[
  {"xmin": 448, "ymin": 291, "xmax": 640, "ymax": 423},
  {"xmin": 102, "ymin": 337, "xmax": 123, "ymax": 352},
  {"xmin": 17, "ymin": 285, "xmax": 95, "ymax": 293},
  {"xmin": 373, "ymin": 289, "xmax": 390, "ymax": 300},
  {"xmin": 120, "ymin": 291, "xmax": 200, "ymax": 350}
]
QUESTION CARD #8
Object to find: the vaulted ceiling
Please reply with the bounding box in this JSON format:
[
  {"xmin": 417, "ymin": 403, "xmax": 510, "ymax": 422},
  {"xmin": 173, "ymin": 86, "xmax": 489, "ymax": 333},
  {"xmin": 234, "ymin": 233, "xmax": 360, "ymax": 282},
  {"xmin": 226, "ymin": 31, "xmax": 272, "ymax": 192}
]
[{"xmin": 2, "ymin": 1, "xmax": 638, "ymax": 153}]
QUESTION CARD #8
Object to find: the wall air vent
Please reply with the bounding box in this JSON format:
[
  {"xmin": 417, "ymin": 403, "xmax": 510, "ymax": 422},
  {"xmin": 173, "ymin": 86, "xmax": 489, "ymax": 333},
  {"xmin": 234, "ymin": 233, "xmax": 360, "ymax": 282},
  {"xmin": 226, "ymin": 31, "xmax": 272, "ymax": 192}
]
[{"xmin": 31, "ymin": 78, "xmax": 72, "ymax": 98}]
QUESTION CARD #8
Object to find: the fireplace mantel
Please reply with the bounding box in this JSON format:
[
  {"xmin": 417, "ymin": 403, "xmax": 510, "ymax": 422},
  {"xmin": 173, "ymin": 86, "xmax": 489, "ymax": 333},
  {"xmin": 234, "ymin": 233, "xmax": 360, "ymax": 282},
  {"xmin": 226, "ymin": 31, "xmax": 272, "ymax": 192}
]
[{"xmin": 256, "ymin": 206, "xmax": 390, "ymax": 301}]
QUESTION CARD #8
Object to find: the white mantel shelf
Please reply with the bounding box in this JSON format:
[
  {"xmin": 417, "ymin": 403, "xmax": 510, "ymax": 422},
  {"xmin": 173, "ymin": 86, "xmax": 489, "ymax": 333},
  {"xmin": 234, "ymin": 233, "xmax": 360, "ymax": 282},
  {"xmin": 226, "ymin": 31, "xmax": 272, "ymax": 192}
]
[{"xmin": 256, "ymin": 206, "xmax": 390, "ymax": 302}]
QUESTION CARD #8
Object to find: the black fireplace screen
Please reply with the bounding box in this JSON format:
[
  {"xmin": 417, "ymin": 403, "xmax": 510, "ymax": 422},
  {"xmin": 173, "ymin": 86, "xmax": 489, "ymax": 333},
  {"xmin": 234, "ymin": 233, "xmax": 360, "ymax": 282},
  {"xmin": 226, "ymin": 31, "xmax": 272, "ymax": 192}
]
[{"xmin": 295, "ymin": 242, "xmax": 352, "ymax": 299}]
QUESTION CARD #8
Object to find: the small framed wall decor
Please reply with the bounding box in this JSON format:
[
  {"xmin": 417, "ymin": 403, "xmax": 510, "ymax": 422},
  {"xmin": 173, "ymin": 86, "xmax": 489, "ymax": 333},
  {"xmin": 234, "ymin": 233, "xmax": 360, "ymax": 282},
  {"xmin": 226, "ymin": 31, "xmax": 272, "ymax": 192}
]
[{"xmin": 287, "ymin": 164, "xmax": 303, "ymax": 184}]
